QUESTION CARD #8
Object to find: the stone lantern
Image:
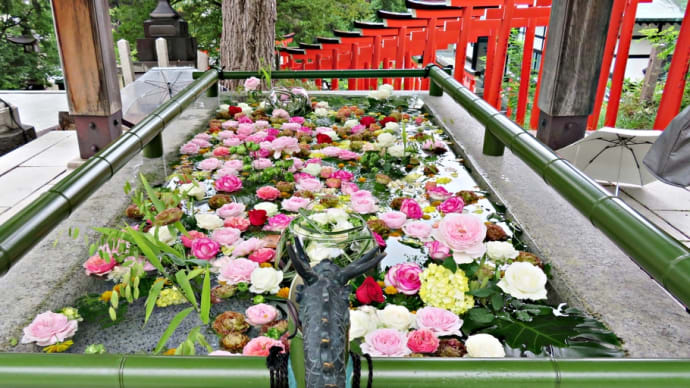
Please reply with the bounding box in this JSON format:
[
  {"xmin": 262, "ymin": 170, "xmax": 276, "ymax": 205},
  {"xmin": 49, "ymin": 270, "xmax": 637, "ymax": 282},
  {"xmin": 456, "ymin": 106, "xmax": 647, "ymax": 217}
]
[{"xmin": 135, "ymin": 0, "xmax": 197, "ymax": 66}]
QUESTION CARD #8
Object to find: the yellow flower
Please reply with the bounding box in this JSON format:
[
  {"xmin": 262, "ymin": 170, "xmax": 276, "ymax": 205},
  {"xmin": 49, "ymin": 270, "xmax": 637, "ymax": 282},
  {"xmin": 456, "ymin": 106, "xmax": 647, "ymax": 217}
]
[
  {"xmin": 384, "ymin": 286, "xmax": 398, "ymax": 295},
  {"xmin": 99, "ymin": 290, "xmax": 113, "ymax": 303},
  {"xmin": 156, "ymin": 287, "xmax": 188, "ymax": 307},
  {"xmin": 43, "ymin": 340, "xmax": 74, "ymax": 353},
  {"xmin": 163, "ymin": 348, "xmax": 177, "ymax": 356},
  {"xmin": 276, "ymin": 287, "xmax": 290, "ymax": 299},
  {"xmin": 423, "ymin": 206, "xmax": 436, "ymax": 214},
  {"xmin": 436, "ymin": 177, "xmax": 452, "ymax": 184},
  {"xmin": 419, "ymin": 263, "xmax": 474, "ymax": 315},
  {"xmin": 259, "ymin": 262, "xmax": 273, "ymax": 268}
]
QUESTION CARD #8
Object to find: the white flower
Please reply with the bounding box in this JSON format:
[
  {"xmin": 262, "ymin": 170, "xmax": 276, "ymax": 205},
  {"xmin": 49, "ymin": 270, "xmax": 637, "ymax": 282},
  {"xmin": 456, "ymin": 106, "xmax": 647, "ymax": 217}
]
[
  {"xmin": 326, "ymin": 208, "xmax": 349, "ymax": 223},
  {"xmin": 350, "ymin": 308, "xmax": 380, "ymax": 339},
  {"xmin": 309, "ymin": 213, "xmax": 329, "ymax": 225},
  {"xmin": 218, "ymin": 104, "xmax": 230, "ymax": 113},
  {"xmin": 148, "ymin": 226, "xmax": 176, "ymax": 245},
  {"xmin": 320, "ymin": 130, "xmax": 338, "ymax": 141},
  {"xmin": 465, "ymin": 334, "xmax": 505, "ymax": 357},
  {"xmin": 195, "ymin": 213, "xmax": 224, "ymax": 230},
  {"xmin": 332, "ymin": 219, "xmax": 354, "ymax": 232},
  {"xmin": 486, "ymin": 241, "xmax": 519, "ymax": 260},
  {"xmin": 259, "ymin": 101, "xmax": 267, "ymax": 110},
  {"xmin": 376, "ymin": 304, "xmax": 415, "ymax": 331},
  {"xmin": 380, "ymin": 84, "xmax": 394, "ymax": 94},
  {"xmin": 238, "ymin": 102, "xmax": 253, "ymax": 116},
  {"xmin": 384, "ymin": 122, "xmax": 400, "ymax": 131},
  {"xmin": 249, "ymin": 267, "xmax": 283, "ymax": 294},
  {"xmin": 368, "ymin": 84, "xmax": 393, "ymax": 100},
  {"xmin": 305, "ymin": 241, "xmax": 342, "ymax": 265},
  {"xmin": 377, "ymin": 133, "xmax": 396, "ymax": 148},
  {"xmin": 303, "ymin": 163, "xmax": 322, "ymax": 177},
  {"xmin": 387, "ymin": 144, "xmax": 405, "ymax": 158},
  {"xmin": 344, "ymin": 119, "xmax": 359, "ymax": 128},
  {"xmin": 254, "ymin": 202, "xmax": 279, "ymax": 217},
  {"xmin": 179, "ymin": 182, "xmax": 205, "ymax": 200},
  {"xmin": 314, "ymin": 107, "xmax": 329, "ymax": 117},
  {"xmin": 497, "ymin": 262, "xmax": 547, "ymax": 300},
  {"xmin": 315, "ymin": 101, "xmax": 329, "ymax": 109}
]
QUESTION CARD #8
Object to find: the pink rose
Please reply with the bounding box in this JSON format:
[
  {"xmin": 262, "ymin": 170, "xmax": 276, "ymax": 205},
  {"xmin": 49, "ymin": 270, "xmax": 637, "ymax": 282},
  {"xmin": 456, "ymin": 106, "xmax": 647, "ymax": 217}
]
[
  {"xmin": 256, "ymin": 186, "xmax": 281, "ymax": 201},
  {"xmin": 219, "ymin": 130, "xmax": 235, "ymax": 138},
  {"xmin": 181, "ymin": 230, "xmax": 206, "ymax": 248},
  {"xmin": 254, "ymin": 120, "xmax": 270, "ymax": 130},
  {"xmin": 289, "ymin": 116, "xmax": 305, "ymax": 124},
  {"xmin": 400, "ymin": 199, "xmax": 423, "ymax": 219},
  {"xmin": 407, "ymin": 329, "xmax": 440, "ymax": 353},
  {"xmin": 245, "ymin": 303, "xmax": 279, "ymax": 326},
  {"xmin": 326, "ymin": 178, "xmax": 341, "ymax": 188},
  {"xmin": 402, "ymin": 221, "xmax": 432, "ymax": 240},
  {"xmin": 221, "ymin": 120, "xmax": 238, "ymax": 130},
  {"xmin": 415, "ymin": 307, "xmax": 463, "ymax": 337},
  {"xmin": 218, "ymin": 258, "xmax": 258, "ymax": 284},
  {"xmin": 350, "ymin": 190, "xmax": 373, "ymax": 201},
  {"xmin": 243, "ymin": 336, "xmax": 285, "ymax": 356},
  {"xmin": 224, "ymin": 217, "xmax": 251, "ymax": 231},
  {"xmin": 361, "ymin": 329, "xmax": 411, "ymax": 357},
  {"xmin": 341, "ymin": 182, "xmax": 360, "ymax": 195},
  {"xmin": 223, "ymin": 137, "xmax": 242, "ymax": 147},
  {"xmin": 425, "ymin": 240, "xmax": 450, "ymax": 260},
  {"xmin": 427, "ymin": 186, "xmax": 452, "ymax": 201},
  {"xmin": 437, "ymin": 197, "xmax": 464, "ymax": 214},
  {"xmin": 281, "ymin": 122, "xmax": 301, "ymax": 131},
  {"xmin": 215, "ymin": 167, "xmax": 238, "ymax": 178},
  {"xmin": 263, "ymin": 214, "xmax": 294, "ymax": 232},
  {"xmin": 351, "ymin": 124, "xmax": 366, "ymax": 134},
  {"xmin": 191, "ymin": 237, "xmax": 220, "ymax": 260},
  {"xmin": 232, "ymin": 237, "xmax": 266, "ymax": 257},
  {"xmin": 213, "ymin": 147, "xmax": 230, "ymax": 157},
  {"xmin": 211, "ymin": 227, "xmax": 242, "ymax": 246},
  {"xmin": 379, "ymin": 211, "xmax": 407, "ymax": 229},
  {"xmin": 320, "ymin": 166, "xmax": 335, "ymax": 179},
  {"xmin": 83, "ymin": 254, "xmax": 117, "ymax": 276},
  {"xmin": 237, "ymin": 123, "xmax": 254, "ymax": 138},
  {"xmin": 372, "ymin": 231, "xmax": 387, "ymax": 248},
  {"xmin": 433, "ymin": 213, "xmax": 486, "ymax": 263},
  {"xmin": 215, "ymin": 175, "xmax": 243, "ymax": 193},
  {"xmin": 199, "ymin": 157, "xmax": 221, "ymax": 171},
  {"xmin": 224, "ymin": 159, "xmax": 244, "ymax": 171},
  {"xmin": 180, "ymin": 142, "xmax": 200, "ymax": 155},
  {"xmin": 338, "ymin": 150, "xmax": 360, "ymax": 160},
  {"xmin": 195, "ymin": 133, "xmax": 211, "ymax": 141},
  {"xmin": 321, "ymin": 146, "xmax": 342, "ymax": 157},
  {"xmin": 282, "ymin": 196, "xmax": 311, "ymax": 212},
  {"xmin": 271, "ymin": 137, "xmax": 300, "ymax": 155},
  {"xmin": 244, "ymin": 76, "xmax": 261, "ymax": 91},
  {"xmin": 332, "ymin": 170, "xmax": 354, "ymax": 181},
  {"xmin": 249, "ymin": 248, "xmax": 276, "ymax": 263},
  {"xmin": 252, "ymin": 158, "xmax": 273, "ymax": 170},
  {"xmin": 217, "ymin": 203, "xmax": 246, "ymax": 219},
  {"xmin": 21, "ymin": 311, "xmax": 78, "ymax": 346},
  {"xmin": 191, "ymin": 138, "xmax": 211, "ymax": 148},
  {"xmin": 238, "ymin": 116, "xmax": 253, "ymax": 124},
  {"xmin": 296, "ymin": 177, "xmax": 323, "ymax": 192},
  {"xmin": 385, "ymin": 263, "xmax": 422, "ymax": 295},
  {"xmin": 272, "ymin": 109, "xmax": 289, "ymax": 119},
  {"xmin": 350, "ymin": 196, "xmax": 377, "ymax": 214}
]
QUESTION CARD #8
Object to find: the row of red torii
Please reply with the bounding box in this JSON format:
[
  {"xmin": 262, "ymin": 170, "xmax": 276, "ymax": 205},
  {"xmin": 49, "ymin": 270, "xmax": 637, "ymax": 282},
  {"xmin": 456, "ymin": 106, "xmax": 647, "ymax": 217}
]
[{"xmin": 274, "ymin": 0, "xmax": 689, "ymax": 131}]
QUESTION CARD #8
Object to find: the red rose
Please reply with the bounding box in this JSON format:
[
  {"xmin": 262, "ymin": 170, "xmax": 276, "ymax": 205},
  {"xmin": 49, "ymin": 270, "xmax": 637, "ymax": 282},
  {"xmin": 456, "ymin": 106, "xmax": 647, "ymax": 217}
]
[
  {"xmin": 316, "ymin": 133, "xmax": 333, "ymax": 144},
  {"xmin": 360, "ymin": 116, "xmax": 377, "ymax": 128},
  {"xmin": 248, "ymin": 209, "xmax": 268, "ymax": 226},
  {"xmin": 356, "ymin": 276, "xmax": 384, "ymax": 305},
  {"xmin": 228, "ymin": 106, "xmax": 243, "ymax": 116},
  {"xmin": 379, "ymin": 116, "xmax": 397, "ymax": 126}
]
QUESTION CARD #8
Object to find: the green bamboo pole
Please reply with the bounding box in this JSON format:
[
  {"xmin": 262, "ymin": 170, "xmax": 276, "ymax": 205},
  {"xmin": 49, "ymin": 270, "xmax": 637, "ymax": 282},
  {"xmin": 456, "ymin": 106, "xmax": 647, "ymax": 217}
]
[
  {"xmin": 427, "ymin": 65, "xmax": 690, "ymax": 307},
  {"xmin": 1, "ymin": 354, "xmax": 689, "ymax": 388},
  {"xmin": 0, "ymin": 69, "xmax": 219, "ymax": 273},
  {"xmin": 195, "ymin": 69, "xmax": 429, "ymax": 80}
]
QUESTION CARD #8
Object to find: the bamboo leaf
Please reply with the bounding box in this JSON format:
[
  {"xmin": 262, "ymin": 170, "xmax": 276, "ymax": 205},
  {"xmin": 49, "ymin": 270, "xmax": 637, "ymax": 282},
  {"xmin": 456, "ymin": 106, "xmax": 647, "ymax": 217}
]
[
  {"xmin": 144, "ymin": 279, "xmax": 166, "ymax": 326},
  {"xmin": 154, "ymin": 307, "xmax": 194, "ymax": 354},
  {"xmin": 175, "ymin": 270, "xmax": 199, "ymax": 310},
  {"xmin": 139, "ymin": 173, "xmax": 165, "ymax": 212},
  {"xmin": 200, "ymin": 269, "xmax": 211, "ymax": 325},
  {"xmin": 187, "ymin": 267, "xmax": 205, "ymax": 280},
  {"xmin": 126, "ymin": 227, "xmax": 165, "ymax": 274}
]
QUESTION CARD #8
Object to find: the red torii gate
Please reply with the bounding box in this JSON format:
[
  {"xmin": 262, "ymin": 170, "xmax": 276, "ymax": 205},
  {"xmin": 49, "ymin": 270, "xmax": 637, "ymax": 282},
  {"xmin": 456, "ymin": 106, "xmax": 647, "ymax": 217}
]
[
  {"xmin": 353, "ymin": 20, "xmax": 401, "ymax": 87},
  {"xmin": 332, "ymin": 30, "xmax": 375, "ymax": 90}
]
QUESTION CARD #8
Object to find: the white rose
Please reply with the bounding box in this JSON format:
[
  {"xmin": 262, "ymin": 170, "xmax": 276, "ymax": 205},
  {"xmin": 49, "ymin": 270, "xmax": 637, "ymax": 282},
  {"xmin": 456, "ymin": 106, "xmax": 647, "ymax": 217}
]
[
  {"xmin": 303, "ymin": 163, "xmax": 322, "ymax": 176},
  {"xmin": 320, "ymin": 130, "xmax": 338, "ymax": 141},
  {"xmin": 254, "ymin": 202, "xmax": 278, "ymax": 217},
  {"xmin": 179, "ymin": 182, "xmax": 205, "ymax": 200},
  {"xmin": 316, "ymin": 101, "xmax": 329, "ymax": 109},
  {"xmin": 377, "ymin": 133, "xmax": 395, "ymax": 148},
  {"xmin": 384, "ymin": 121, "xmax": 400, "ymax": 131},
  {"xmin": 349, "ymin": 309, "xmax": 379, "ymax": 339},
  {"xmin": 195, "ymin": 213, "xmax": 224, "ymax": 230},
  {"xmin": 344, "ymin": 119, "xmax": 359, "ymax": 128},
  {"xmin": 326, "ymin": 208, "xmax": 349, "ymax": 223},
  {"xmin": 249, "ymin": 267, "xmax": 283, "ymax": 294},
  {"xmin": 314, "ymin": 107, "xmax": 329, "ymax": 117},
  {"xmin": 387, "ymin": 144, "xmax": 405, "ymax": 158},
  {"xmin": 218, "ymin": 104, "xmax": 230, "ymax": 113},
  {"xmin": 486, "ymin": 241, "xmax": 519, "ymax": 260},
  {"xmin": 305, "ymin": 241, "xmax": 342, "ymax": 265},
  {"xmin": 380, "ymin": 84, "xmax": 394, "ymax": 93},
  {"xmin": 148, "ymin": 226, "xmax": 176, "ymax": 245},
  {"xmin": 376, "ymin": 304, "xmax": 415, "ymax": 331},
  {"xmin": 497, "ymin": 262, "xmax": 547, "ymax": 300},
  {"xmin": 238, "ymin": 102, "xmax": 253, "ymax": 116},
  {"xmin": 465, "ymin": 334, "xmax": 505, "ymax": 357},
  {"xmin": 259, "ymin": 101, "xmax": 267, "ymax": 110}
]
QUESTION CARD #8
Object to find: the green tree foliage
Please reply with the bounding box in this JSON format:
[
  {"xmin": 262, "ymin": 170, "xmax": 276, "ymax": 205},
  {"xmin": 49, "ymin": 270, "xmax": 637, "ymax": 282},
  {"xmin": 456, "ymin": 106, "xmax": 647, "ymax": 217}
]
[
  {"xmin": 275, "ymin": 0, "xmax": 373, "ymax": 43},
  {"xmin": 110, "ymin": 0, "xmax": 158, "ymax": 51},
  {"xmin": 0, "ymin": 0, "xmax": 60, "ymax": 89}
]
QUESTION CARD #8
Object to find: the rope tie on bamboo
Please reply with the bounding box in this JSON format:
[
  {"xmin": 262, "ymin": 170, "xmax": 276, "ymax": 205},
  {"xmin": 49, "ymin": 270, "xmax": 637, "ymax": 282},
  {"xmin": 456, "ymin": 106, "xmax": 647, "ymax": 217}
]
[
  {"xmin": 266, "ymin": 346, "xmax": 289, "ymax": 388},
  {"xmin": 349, "ymin": 351, "xmax": 373, "ymax": 388}
]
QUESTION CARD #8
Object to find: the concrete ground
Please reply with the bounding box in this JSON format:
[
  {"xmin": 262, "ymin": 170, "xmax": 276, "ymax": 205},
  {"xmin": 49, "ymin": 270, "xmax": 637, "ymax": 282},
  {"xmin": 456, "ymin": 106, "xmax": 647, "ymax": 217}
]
[{"xmin": 0, "ymin": 91, "xmax": 68, "ymax": 132}]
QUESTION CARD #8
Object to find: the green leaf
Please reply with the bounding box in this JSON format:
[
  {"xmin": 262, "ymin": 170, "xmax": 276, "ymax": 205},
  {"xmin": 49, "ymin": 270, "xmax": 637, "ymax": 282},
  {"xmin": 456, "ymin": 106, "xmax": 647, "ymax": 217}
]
[
  {"xmin": 468, "ymin": 307, "xmax": 495, "ymax": 324},
  {"xmin": 469, "ymin": 287, "xmax": 496, "ymax": 297},
  {"xmin": 200, "ymin": 269, "xmax": 211, "ymax": 325},
  {"xmin": 154, "ymin": 307, "xmax": 194, "ymax": 354},
  {"xmin": 143, "ymin": 279, "xmax": 166, "ymax": 326},
  {"xmin": 139, "ymin": 173, "xmax": 165, "ymax": 212},
  {"xmin": 126, "ymin": 227, "xmax": 165, "ymax": 274},
  {"xmin": 490, "ymin": 293, "xmax": 505, "ymax": 312},
  {"xmin": 124, "ymin": 181, "xmax": 132, "ymax": 195},
  {"xmin": 187, "ymin": 267, "xmax": 205, "ymax": 280},
  {"xmin": 442, "ymin": 257, "xmax": 457, "ymax": 273},
  {"xmin": 175, "ymin": 270, "xmax": 199, "ymax": 310}
]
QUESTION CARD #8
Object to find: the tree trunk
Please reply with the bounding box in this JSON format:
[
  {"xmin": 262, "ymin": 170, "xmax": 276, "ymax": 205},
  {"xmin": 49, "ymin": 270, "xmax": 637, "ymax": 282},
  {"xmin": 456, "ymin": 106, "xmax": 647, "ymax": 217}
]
[
  {"xmin": 640, "ymin": 44, "xmax": 663, "ymax": 104},
  {"xmin": 220, "ymin": 0, "xmax": 276, "ymax": 89}
]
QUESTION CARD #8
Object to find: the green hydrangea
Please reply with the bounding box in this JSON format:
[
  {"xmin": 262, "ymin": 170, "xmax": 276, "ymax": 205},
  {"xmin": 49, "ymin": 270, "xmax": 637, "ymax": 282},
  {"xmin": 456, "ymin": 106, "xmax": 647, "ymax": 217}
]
[{"xmin": 419, "ymin": 263, "xmax": 474, "ymax": 315}]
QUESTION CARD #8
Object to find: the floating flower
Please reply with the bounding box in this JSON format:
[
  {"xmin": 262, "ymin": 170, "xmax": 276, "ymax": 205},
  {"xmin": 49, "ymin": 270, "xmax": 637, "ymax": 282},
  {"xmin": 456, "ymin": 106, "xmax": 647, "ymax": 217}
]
[
  {"xmin": 349, "ymin": 306, "xmax": 380, "ymax": 340},
  {"xmin": 224, "ymin": 216, "xmax": 251, "ymax": 231},
  {"xmin": 376, "ymin": 304, "xmax": 415, "ymax": 331},
  {"xmin": 216, "ymin": 203, "xmax": 246, "ymax": 219},
  {"xmin": 379, "ymin": 211, "xmax": 407, "ymax": 229},
  {"xmin": 418, "ymin": 263, "xmax": 474, "ymax": 315},
  {"xmin": 361, "ymin": 329, "xmax": 411, "ymax": 357},
  {"xmin": 399, "ymin": 199, "xmax": 423, "ymax": 219},
  {"xmin": 248, "ymin": 248, "xmax": 276, "ymax": 263},
  {"xmin": 242, "ymin": 336, "xmax": 285, "ymax": 356},
  {"xmin": 263, "ymin": 214, "xmax": 293, "ymax": 232},
  {"xmin": 249, "ymin": 267, "xmax": 283, "ymax": 294},
  {"xmin": 191, "ymin": 237, "xmax": 220, "ymax": 260},
  {"xmin": 232, "ymin": 238, "xmax": 266, "ymax": 257},
  {"xmin": 402, "ymin": 221, "xmax": 432, "ymax": 240},
  {"xmin": 425, "ymin": 240, "xmax": 450, "ymax": 260},
  {"xmin": 211, "ymin": 227, "xmax": 242, "ymax": 247},
  {"xmin": 356, "ymin": 276, "xmax": 384, "ymax": 305},
  {"xmin": 415, "ymin": 307, "xmax": 463, "ymax": 337},
  {"xmin": 215, "ymin": 175, "xmax": 243, "ymax": 193},
  {"xmin": 437, "ymin": 197, "xmax": 464, "ymax": 214},
  {"xmin": 407, "ymin": 329, "xmax": 440, "ymax": 354},
  {"xmin": 218, "ymin": 258, "xmax": 258, "ymax": 284},
  {"xmin": 21, "ymin": 311, "xmax": 78, "ymax": 346},
  {"xmin": 497, "ymin": 262, "xmax": 547, "ymax": 300},
  {"xmin": 83, "ymin": 254, "xmax": 117, "ymax": 276},
  {"xmin": 282, "ymin": 196, "xmax": 311, "ymax": 212},
  {"xmin": 465, "ymin": 334, "xmax": 505, "ymax": 357},
  {"xmin": 196, "ymin": 213, "xmax": 224, "ymax": 230},
  {"xmin": 433, "ymin": 213, "xmax": 486, "ymax": 264},
  {"xmin": 384, "ymin": 263, "xmax": 423, "ymax": 295},
  {"xmin": 244, "ymin": 76, "xmax": 260, "ymax": 91},
  {"xmin": 486, "ymin": 241, "xmax": 519, "ymax": 260},
  {"xmin": 245, "ymin": 304, "xmax": 279, "ymax": 326}
]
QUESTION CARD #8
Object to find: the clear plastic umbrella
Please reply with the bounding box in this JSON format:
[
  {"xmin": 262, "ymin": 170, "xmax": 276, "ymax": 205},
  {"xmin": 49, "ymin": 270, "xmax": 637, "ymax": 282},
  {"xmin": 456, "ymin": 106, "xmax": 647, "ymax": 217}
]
[
  {"xmin": 120, "ymin": 67, "xmax": 196, "ymax": 125},
  {"xmin": 558, "ymin": 127, "xmax": 660, "ymax": 195}
]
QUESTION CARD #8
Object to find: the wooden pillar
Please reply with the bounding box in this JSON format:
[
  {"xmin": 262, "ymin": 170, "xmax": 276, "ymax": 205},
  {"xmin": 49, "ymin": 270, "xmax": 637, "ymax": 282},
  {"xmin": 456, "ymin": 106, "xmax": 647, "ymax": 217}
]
[
  {"xmin": 536, "ymin": 0, "xmax": 615, "ymax": 150},
  {"xmin": 51, "ymin": 0, "xmax": 122, "ymax": 159}
]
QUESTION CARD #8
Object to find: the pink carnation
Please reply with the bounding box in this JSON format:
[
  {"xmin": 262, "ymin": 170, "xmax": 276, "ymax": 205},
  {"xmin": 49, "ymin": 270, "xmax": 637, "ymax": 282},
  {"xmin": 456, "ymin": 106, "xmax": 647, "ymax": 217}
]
[
  {"xmin": 415, "ymin": 307, "xmax": 463, "ymax": 337},
  {"xmin": 223, "ymin": 137, "xmax": 242, "ymax": 147},
  {"xmin": 341, "ymin": 182, "xmax": 360, "ymax": 195},
  {"xmin": 320, "ymin": 166, "xmax": 335, "ymax": 179},
  {"xmin": 191, "ymin": 138, "xmax": 211, "ymax": 148},
  {"xmin": 271, "ymin": 137, "xmax": 300, "ymax": 155},
  {"xmin": 224, "ymin": 159, "xmax": 244, "ymax": 171},
  {"xmin": 181, "ymin": 230, "xmax": 206, "ymax": 248},
  {"xmin": 332, "ymin": 170, "xmax": 354, "ymax": 181},
  {"xmin": 337, "ymin": 150, "xmax": 360, "ymax": 160},
  {"xmin": 218, "ymin": 130, "xmax": 236, "ymax": 139},
  {"xmin": 213, "ymin": 147, "xmax": 230, "ymax": 157},
  {"xmin": 256, "ymin": 186, "xmax": 281, "ymax": 201},
  {"xmin": 245, "ymin": 303, "xmax": 279, "ymax": 326},
  {"xmin": 218, "ymin": 258, "xmax": 258, "ymax": 284},
  {"xmin": 21, "ymin": 311, "xmax": 78, "ymax": 346},
  {"xmin": 225, "ymin": 217, "xmax": 251, "ymax": 231},
  {"xmin": 83, "ymin": 254, "xmax": 117, "ymax": 276},
  {"xmin": 289, "ymin": 116, "xmax": 305, "ymax": 124},
  {"xmin": 180, "ymin": 142, "xmax": 200, "ymax": 155},
  {"xmin": 296, "ymin": 177, "xmax": 323, "ymax": 192},
  {"xmin": 221, "ymin": 120, "xmax": 238, "ymax": 129},
  {"xmin": 254, "ymin": 120, "xmax": 270, "ymax": 130},
  {"xmin": 272, "ymin": 109, "xmax": 289, "ymax": 120},
  {"xmin": 252, "ymin": 158, "xmax": 273, "ymax": 170}
]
